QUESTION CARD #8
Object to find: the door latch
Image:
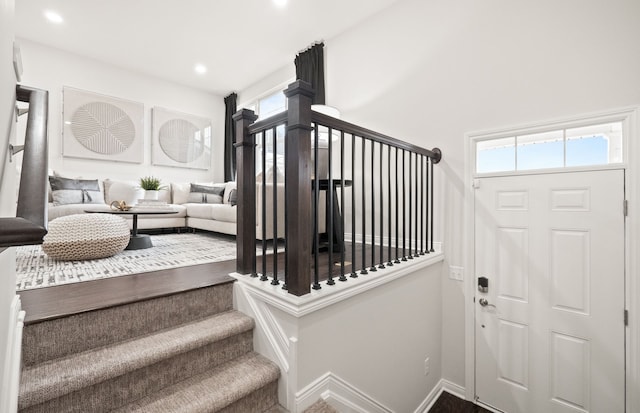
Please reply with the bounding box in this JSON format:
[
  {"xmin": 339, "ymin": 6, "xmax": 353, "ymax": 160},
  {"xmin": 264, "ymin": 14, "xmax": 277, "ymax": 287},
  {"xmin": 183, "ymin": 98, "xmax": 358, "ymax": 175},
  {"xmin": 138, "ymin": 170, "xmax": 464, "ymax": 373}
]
[{"xmin": 478, "ymin": 298, "xmax": 496, "ymax": 309}]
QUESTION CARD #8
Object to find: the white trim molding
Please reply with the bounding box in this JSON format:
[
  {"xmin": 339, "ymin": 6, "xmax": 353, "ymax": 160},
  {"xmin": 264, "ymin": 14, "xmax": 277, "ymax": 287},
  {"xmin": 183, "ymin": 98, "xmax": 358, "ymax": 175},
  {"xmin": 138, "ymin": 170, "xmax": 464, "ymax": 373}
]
[
  {"xmin": 296, "ymin": 372, "xmax": 394, "ymax": 413},
  {"xmin": 1, "ymin": 295, "xmax": 24, "ymax": 413},
  {"xmin": 231, "ymin": 247, "xmax": 443, "ymax": 318},
  {"xmin": 414, "ymin": 379, "xmax": 466, "ymax": 413}
]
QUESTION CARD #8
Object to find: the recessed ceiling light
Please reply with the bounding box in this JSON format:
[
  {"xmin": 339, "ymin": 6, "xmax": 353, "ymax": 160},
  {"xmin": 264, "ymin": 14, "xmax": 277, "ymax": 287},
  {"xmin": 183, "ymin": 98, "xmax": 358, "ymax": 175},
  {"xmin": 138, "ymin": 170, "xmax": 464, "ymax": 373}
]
[
  {"xmin": 194, "ymin": 64, "xmax": 207, "ymax": 74},
  {"xmin": 273, "ymin": 0, "xmax": 287, "ymax": 7},
  {"xmin": 44, "ymin": 10, "xmax": 63, "ymax": 24}
]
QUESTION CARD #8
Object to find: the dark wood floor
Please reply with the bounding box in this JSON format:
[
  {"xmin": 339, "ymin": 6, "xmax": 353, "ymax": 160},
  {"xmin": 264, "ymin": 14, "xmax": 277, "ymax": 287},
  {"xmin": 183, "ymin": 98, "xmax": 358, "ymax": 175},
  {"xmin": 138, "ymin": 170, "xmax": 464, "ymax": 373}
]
[
  {"xmin": 19, "ymin": 260, "xmax": 236, "ymax": 324},
  {"xmin": 430, "ymin": 392, "xmax": 493, "ymax": 413}
]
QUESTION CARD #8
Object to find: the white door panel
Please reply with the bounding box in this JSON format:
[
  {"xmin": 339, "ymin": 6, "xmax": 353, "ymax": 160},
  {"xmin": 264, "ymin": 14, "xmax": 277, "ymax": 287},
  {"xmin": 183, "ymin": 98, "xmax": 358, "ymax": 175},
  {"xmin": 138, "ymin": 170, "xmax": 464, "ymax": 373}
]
[{"xmin": 475, "ymin": 170, "xmax": 625, "ymax": 413}]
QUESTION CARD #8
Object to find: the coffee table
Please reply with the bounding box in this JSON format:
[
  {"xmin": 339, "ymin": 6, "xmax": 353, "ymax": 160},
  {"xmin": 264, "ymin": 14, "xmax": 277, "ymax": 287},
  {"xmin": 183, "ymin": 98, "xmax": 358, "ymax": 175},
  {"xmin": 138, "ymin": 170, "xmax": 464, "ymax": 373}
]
[{"xmin": 85, "ymin": 209, "xmax": 178, "ymax": 250}]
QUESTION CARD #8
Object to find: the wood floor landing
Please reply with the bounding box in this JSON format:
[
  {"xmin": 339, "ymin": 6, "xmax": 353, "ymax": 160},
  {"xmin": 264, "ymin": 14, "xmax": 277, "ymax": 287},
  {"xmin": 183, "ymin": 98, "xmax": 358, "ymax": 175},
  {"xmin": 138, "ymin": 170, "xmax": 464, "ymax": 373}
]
[
  {"xmin": 19, "ymin": 239, "xmax": 433, "ymax": 324},
  {"xmin": 19, "ymin": 260, "xmax": 236, "ymax": 324}
]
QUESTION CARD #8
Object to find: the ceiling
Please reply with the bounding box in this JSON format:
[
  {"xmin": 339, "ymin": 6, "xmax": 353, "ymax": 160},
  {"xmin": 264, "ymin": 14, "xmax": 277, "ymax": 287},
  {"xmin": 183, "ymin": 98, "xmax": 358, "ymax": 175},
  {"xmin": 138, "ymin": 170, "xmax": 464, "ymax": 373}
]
[{"xmin": 15, "ymin": 0, "xmax": 402, "ymax": 96}]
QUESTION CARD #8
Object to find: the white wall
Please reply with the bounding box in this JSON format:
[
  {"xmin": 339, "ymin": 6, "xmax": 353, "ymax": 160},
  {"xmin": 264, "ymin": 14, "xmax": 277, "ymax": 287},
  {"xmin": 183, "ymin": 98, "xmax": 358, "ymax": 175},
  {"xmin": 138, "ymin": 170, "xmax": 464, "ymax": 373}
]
[
  {"xmin": 240, "ymin": 0, "xmax": 640, "ymax": 390},
  {"xmin": 234, "ymin": 259, "xmax": 444, "ymax": 412},
  {"xmin": 297, "ymin": 262, "xmax": 443, "ymax": 412},
  {"xmin": 0, "ymin": 0, "xmax": 19, "ymax": 410},
  {"xmin": 17, "ymin": 39, "xmax": 225, "ymax": 184}
]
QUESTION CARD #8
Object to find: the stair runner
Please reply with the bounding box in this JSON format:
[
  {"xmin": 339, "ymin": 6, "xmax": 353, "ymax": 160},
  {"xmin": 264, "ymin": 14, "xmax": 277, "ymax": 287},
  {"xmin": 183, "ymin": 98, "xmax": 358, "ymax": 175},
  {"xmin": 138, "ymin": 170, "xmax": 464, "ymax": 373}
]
[{"xmin": 18, "ymin": 281, "xmax": 280, "ymax": 413}]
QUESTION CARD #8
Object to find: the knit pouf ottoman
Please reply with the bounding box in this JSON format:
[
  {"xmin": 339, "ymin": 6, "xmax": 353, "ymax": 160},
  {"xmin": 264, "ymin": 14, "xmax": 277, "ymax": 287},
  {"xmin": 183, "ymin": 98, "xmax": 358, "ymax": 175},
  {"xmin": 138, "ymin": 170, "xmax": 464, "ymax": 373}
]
[{"xmin": 43, "ymin": 214, "xmax": 131, "ymax": 261}]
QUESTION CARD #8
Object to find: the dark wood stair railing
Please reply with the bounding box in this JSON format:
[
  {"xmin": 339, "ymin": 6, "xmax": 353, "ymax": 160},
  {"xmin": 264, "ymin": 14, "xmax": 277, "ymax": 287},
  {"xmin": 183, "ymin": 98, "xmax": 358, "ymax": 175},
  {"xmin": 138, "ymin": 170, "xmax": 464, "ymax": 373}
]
[
  {"xmin": 235, "ymin": 80, "xmax": 441, "ymax": 297},
  {"xmin": 0, "ymin": 85, "xmax": 49, "ymax": 248}
]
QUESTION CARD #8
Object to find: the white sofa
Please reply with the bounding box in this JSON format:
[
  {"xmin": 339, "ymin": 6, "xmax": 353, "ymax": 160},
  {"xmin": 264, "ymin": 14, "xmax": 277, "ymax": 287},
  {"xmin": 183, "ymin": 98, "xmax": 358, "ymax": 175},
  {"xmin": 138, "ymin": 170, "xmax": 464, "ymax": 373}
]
[{"xmin": 47, "ymin": 178, "xmax": 284, "ymax": 239}]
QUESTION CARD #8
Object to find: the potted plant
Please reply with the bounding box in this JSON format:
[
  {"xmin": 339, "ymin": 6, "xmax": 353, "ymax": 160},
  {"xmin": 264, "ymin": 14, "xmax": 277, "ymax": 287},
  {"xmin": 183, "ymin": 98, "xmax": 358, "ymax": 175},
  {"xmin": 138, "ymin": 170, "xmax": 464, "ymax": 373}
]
[{"xmin": 139, "ymin": 176, "xmax": 166, "ymax": 200}]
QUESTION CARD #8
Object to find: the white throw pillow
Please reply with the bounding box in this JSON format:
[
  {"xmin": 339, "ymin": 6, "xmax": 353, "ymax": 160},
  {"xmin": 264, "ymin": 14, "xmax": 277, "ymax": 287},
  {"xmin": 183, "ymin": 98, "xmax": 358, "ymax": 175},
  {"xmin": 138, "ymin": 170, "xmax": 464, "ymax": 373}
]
[{"xmin": 104, "ymin": 180, "xmax": 145, "ymax": 205}]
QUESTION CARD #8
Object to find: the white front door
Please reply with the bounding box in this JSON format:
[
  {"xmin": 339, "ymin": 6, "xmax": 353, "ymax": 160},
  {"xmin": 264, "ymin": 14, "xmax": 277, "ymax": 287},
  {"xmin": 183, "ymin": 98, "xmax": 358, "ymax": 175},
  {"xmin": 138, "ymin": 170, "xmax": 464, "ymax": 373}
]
[{"xmin": 474, "ymin": 169, "xmax": 625, "ymax": 413}]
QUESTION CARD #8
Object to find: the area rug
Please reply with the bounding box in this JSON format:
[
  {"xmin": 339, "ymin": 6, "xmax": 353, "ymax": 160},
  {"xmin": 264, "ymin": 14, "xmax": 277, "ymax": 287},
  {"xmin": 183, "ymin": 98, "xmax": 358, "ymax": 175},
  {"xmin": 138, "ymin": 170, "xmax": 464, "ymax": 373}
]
[{"xmin": 16, "ymin": 232, "xmax": 240, "ymax": 291}]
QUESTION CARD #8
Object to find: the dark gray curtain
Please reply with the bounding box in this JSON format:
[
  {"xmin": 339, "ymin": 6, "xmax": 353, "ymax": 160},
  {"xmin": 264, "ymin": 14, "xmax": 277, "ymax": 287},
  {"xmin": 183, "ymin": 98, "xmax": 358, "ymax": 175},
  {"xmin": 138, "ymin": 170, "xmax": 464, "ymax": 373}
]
[
  {"xmin": 294, "ymin": 42, "xmax": 325, "ymax": 105},
  {"xmin": 223, "ymin": 93, "xmax": 237, "ymax": 182}
]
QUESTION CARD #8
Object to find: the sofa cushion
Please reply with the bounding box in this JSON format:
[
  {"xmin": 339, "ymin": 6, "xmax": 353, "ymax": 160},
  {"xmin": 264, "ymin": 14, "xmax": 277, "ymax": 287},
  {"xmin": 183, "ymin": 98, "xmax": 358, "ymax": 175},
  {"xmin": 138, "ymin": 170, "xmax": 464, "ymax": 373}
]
[
  {"xmin": 210, "ymin": 204, "xmax": 237, "ymax": 223},
  {"xmin": 49, "ymin": 176, "xmax": 105, "ymax": 205},
  {"xmin": 185, "ymin": 203, "xmax": 236, "ymax": 223},
  {"xmin": 48, "ymin": 203, "xmax": 112, "ymax": 221},
  {"xmin": 188, "ymin": 183, "xmax": 225, "ymax": 204},
  {"xmin": 103, "ymin": 179, "xmax": 145, "ymax": 205}
]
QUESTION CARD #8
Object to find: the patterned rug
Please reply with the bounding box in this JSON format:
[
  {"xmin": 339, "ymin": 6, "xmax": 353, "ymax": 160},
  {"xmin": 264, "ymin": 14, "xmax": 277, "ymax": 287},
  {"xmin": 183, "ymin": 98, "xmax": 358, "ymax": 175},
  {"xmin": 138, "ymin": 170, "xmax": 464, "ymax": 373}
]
[{"xmin": 16, "ymin": 232, "xmax": 240, "ymax": 291}]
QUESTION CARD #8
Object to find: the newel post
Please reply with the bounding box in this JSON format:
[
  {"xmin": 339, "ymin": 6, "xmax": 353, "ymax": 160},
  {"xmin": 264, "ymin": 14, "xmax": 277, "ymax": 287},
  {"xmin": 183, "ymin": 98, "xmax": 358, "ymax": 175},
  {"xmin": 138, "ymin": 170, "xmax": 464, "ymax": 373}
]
[
  {"xmin": 233, "ymin": 108, "xmax": 259, "ymax": 275},
  {"xmin": 283, "ymin": 80, "xmax": 315, "ymax": 296}
]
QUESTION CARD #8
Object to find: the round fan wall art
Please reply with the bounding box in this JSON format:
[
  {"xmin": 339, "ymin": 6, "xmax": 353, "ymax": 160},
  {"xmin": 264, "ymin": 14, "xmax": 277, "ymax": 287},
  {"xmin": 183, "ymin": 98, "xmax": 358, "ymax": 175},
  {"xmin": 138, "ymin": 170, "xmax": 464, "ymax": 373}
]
[
  {"xmin": 70, "ymin": 102, "xmax": 136, "ymax": 155},
  {"xmin": 158, "ymin": 119, "xmax": 204, "ymax": 163}
]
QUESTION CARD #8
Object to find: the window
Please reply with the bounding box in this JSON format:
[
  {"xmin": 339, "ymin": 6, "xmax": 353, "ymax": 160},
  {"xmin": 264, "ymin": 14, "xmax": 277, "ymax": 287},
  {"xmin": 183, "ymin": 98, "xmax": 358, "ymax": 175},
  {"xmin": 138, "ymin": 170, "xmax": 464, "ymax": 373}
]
[
  {"xmin": 241, "ymin": 90, "xmax": 287, "ymax": 121},
  {"xmin": 475, "ymin": 121, "xmax": 623, "ymax": 174}
]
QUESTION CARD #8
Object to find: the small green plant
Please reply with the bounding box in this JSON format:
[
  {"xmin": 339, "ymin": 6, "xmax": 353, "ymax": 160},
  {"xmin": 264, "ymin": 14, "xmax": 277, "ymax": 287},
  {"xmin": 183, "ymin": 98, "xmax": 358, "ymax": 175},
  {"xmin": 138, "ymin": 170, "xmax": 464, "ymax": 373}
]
[{"xmin": 139, "ymin": 176, "xmax": 166, "ymax": 191}]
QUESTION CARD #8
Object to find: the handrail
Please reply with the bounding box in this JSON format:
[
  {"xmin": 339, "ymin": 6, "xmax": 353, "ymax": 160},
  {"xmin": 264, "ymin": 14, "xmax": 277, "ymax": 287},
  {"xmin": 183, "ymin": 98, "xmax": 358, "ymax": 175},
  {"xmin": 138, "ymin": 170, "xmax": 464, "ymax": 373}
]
[
  {"xmin": 248, "ymin": 111, "xmax": 288, "ymax": 135},
  {"xmin": 311, "ymin": 111, "xmax": 441, "ymax": 162},
  {"xmin": 0, "ymin": 85, "xmax": 49, "ymax": 247}
]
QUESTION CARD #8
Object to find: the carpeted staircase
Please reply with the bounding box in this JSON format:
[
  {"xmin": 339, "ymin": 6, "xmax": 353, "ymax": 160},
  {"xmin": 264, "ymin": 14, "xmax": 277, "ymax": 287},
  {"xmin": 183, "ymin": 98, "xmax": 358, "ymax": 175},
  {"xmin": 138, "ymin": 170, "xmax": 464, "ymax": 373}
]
[{"xmin": 18, "ymin": 281, "xmax": 281, "ymax": 412}]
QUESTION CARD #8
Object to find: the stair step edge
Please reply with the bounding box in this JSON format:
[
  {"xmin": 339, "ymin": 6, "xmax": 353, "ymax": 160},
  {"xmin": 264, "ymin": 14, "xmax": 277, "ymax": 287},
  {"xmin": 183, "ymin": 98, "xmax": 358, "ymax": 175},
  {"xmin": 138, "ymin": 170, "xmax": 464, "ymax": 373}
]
[
  {"xmin": 113, "ymin": 352, "xmax": 280, "ymax": 413},
  {"xmin": 20, "ymin": 310, "xmax": 254, "ymax": 408}
]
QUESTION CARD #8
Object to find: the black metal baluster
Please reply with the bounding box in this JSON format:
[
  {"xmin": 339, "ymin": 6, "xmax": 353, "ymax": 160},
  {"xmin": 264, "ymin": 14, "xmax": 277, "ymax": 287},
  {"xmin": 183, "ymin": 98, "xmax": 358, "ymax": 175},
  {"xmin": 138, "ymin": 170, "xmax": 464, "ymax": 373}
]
[
  {"xmin": 402, "ymin": 149, "xmax": 407, "ymax": 261},
  {"xmin": 414, "ymin": 152, "xmax": 419, "ymax": 258},
  {"xmin": 430, "ymin": 156, "xmax": 435, "ymax": 253},
  {"xmin": 260, "ymin": 131, "xmax": 268, "ymax": 281},
  {"xmin": 394, "ymin": 146, "xmax": 400, "ymax": 264},
  {"xmin": 378, "ymin": 143, "xmax": 385, "ymax": 269},
  {"xmin": 408, "ymin": 152, "xmax": 413, "ymax": 260},
  {"xmin": 327, "ymin": 126, "xmax": 335, "ymax": 286},
  {"xmin": 339, "ymin": 131, "xmax": 347, "ymax": 282},
  {"xmin": 369, "ymin": 140, "xmax": 377, "ymax": 272},
  {"xmin": 312, "ymin": 124, "xmax": 321, "ymax": 290},
  {"xmin": 271, "ymin": 127, "xmax": 279, "ymax": 285},
  {"xmin": 425, "ymin": 155, "xmax": 430, "ymax": 254},
  {"xmin": 387, "ymin": 145, "xmax": 393, "ymax": 267},
  {"xmin": 420, "ymin": 154, "xmax": 425, "ymax": 255},
  {"xmin": 361, "ymin": 138, "xmax": 368, "ymax": 275},
  {"xmin": 351, "ymin": 133, "xmax": 358, "ymax": 278}
]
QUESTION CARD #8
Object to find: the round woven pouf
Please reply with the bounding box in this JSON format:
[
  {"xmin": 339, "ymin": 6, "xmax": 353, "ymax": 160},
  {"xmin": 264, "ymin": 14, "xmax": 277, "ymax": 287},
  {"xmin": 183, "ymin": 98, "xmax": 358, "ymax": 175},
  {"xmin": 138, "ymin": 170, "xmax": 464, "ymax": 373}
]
[{"xmin": 43, "ymin": 214, "xmax": 130, "ymax": 261}]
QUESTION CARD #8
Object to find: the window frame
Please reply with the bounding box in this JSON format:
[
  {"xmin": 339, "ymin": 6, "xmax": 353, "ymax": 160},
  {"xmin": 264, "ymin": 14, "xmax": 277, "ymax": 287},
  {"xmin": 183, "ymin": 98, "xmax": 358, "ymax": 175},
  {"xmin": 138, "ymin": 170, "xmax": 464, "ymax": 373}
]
[{"xmin": 471, "ymin": 110, "xmax": 632, "ymax": 178}]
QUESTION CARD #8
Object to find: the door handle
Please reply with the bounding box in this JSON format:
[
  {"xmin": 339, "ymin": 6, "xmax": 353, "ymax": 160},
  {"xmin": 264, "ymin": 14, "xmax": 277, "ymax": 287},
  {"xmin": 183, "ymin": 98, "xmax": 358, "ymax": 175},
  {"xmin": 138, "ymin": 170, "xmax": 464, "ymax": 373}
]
[{"xmin": 479, "ymin": 298, "xmax": 496, "ymax": 309}]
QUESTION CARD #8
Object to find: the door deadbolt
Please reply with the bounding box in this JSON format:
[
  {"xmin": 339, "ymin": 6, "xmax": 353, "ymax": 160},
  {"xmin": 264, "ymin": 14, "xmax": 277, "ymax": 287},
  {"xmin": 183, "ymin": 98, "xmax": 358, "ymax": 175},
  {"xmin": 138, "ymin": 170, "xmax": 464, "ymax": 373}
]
[{"xmin": 478, "ymin": 276, "xmax": 489, "ymax": 293}]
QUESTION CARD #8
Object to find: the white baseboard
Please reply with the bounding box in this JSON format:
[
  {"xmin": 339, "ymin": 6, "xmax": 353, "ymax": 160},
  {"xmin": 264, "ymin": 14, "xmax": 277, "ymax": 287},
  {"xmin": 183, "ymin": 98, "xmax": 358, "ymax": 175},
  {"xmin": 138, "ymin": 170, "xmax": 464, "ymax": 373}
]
[
  {"xmin": 1, "ymin": 295, "xmax": 24, "ymax": 413},
  {"xmin": 295, "ymin": 372, "xmax": 393, "ymax": 413},
  {"xmin": 414, "ymin": 379, "xmax": 466, "ymax": 413}
]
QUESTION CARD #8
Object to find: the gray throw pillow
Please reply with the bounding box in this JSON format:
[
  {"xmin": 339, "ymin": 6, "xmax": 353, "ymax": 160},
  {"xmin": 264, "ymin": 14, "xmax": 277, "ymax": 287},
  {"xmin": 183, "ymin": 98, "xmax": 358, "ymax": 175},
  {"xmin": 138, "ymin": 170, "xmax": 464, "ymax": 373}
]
[
  {"xmin": 228, "ymin": 188, "xmax": 237, "ymax": 206},
  {"xmin": 49, "ymin": 176, "xmax": 105, "ymax": 205},
  {"xmin": 188, "ymin": 183, "xmax": 225, "ymax": 204}
]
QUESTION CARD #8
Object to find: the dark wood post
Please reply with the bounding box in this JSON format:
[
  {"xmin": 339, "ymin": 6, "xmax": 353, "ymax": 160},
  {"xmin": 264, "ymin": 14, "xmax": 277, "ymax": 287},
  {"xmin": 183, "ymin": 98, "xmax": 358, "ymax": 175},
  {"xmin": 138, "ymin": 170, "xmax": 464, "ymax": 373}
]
[
  {"xmin": 233, "ymin": 108, "xmax": 259, "ymax": 275},
  {"xmin": 283, "ymin": 80, "xmax": 314, "ymax": 296}
]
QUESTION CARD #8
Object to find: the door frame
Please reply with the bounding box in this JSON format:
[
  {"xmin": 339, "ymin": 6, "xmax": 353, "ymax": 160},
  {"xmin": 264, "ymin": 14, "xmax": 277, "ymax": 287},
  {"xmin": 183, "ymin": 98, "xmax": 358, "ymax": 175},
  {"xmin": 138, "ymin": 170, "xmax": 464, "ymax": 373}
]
[{"xmin": 462, "ymin": 106, "xmax": 640, "ymax": 412}]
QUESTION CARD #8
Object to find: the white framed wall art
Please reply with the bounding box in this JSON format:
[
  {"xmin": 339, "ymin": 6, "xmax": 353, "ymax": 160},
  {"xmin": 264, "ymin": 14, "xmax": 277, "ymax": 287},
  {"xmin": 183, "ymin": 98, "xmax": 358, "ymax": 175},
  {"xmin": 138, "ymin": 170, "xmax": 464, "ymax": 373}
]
[
  {"xmin": 152, "ymin": 107, "xmax": 212, "ymax": 170},
  {"xmin": 62, "ymin": 87, "xmax": 144, "ymax": 163}
]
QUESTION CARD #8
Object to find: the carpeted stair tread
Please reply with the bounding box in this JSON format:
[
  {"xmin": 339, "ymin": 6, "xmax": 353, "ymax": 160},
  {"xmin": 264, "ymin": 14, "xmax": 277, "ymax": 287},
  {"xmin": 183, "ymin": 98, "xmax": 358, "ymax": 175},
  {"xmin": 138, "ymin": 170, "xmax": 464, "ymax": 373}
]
[
  {"xmin": 22, "ymin": 283, "xmax": 234, "ymax": 367},
  {"xmin": 113, "ymin": 352, "xmax": 280, "ymax": 413},
  {"xmin": 19, "ymin": 310, "xmax": 253, "ymax": 410}
]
